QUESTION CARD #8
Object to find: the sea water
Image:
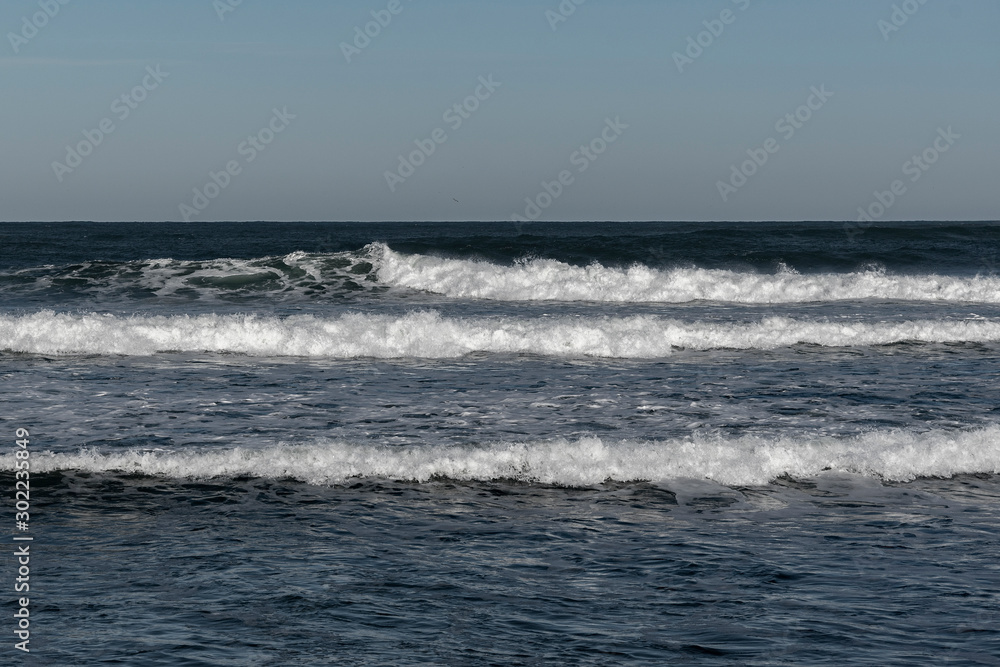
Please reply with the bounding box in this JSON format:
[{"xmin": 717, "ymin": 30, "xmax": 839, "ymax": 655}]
[{"xmin": 1, "ymin": 221, "xmax": 999, "ymax": 665}]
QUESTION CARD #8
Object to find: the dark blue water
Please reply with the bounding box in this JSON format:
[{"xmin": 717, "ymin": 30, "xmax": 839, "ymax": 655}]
[
  {"xmin": 2, "ymin": 220, "xmax": 997, "ymax": 269},
  {"xmin": 3, "ymin": 221, "xmax": 999, "ymax": 665}
]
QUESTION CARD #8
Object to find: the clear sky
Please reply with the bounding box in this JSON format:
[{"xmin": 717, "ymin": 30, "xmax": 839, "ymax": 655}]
[{"xmin": 1, "ymin": 0, "xmax": 997, "ymax": 222}]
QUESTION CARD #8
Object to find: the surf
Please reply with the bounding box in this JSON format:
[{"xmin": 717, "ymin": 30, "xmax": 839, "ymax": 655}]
[
  {"xmin": 4, "ymin": 310, "xmax": 1000, "ymax": 358},
  {"xmin": 10, "ymin": 426, "xmax": 1000, "ymax": 486},
  {"xmin": 370, "ymin": 242, "xmax": 1000, "ymax": 304}
]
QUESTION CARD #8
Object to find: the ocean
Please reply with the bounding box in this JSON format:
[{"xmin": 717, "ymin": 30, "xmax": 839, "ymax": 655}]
[{"xmin": 2, "ymin": 221, "xmax": 999, "ymax": 665}]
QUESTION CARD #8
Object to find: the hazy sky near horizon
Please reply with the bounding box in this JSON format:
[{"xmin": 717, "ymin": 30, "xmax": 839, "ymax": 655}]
[{"xmin": 1, "ymin": 0, "xmax": 997, "ymax": 223}]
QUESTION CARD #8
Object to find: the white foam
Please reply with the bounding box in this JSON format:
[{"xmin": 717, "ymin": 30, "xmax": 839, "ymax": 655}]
[
  {"xmin": 4, "ymin": 311, "xmax": 1000, "ymax": 358},
  {"xmin": 370, "ymin": 243, "xmax": 1000, "ymax": 304},
  {"xmin": 9, "ymin": 427, "xmax": 1000, "ymax": 486}
]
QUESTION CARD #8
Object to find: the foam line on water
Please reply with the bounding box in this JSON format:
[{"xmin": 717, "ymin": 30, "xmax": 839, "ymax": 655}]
[
  {"xmin": 370, "ymin": 243, "xmax": 1000, "ymax": 304},
  {"xmin": 8, "ymin": 427, "xmax": 1000, "ymax": 486},
  {"xmin": 4, "ymin": 310, "xmax": 1000, "ymax": 357}
]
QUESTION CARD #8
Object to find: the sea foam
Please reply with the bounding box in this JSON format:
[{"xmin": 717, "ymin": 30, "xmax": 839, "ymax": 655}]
[
  {"xmin": 370, "ymin": 243, "xmax": 1000, "ymax": 304},
  {"xmin": 3, "ymin": 311, "xmax": 1000, "ymax": 358},
  {"xmin": 9, "ymin": 427, "xmax": 1000, "ymax": 486}
]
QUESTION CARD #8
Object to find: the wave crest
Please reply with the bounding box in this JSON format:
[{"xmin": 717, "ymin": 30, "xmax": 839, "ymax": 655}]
[
  {"xmin": 370, "ymin": 243, "xmax": 1000, "ymax": 304},
  {"xmin": 9, "ymin": 428, "xmax": 1000, "ymax": 486},
  {"xmin": 4, "ymin": 311, "xmax": 1000, "ymax": 357}
]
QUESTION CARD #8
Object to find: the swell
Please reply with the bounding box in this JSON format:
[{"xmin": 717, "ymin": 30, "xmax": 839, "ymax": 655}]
[
  {"xmin": 4, "ymin": 311, "xmax": 1000, "ymax": 358},
  {"xmin": 8, "ymin": 427, "xmax": 1000, "ymax": 486}
]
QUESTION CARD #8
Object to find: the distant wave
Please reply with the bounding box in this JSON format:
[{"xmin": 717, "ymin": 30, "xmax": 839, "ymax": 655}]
[
  {"xmin": 4, "ymin": 243, "xmax": 1000, "ymax": 305},
  {"xmin": 370, "ymin": 243, "xmax": 1000, "ymax": 304},
  {"xmin": 9, "ymin": 427, "xmax": 1000, "ymax": 486},
  {"xmin": 4, "ymin": 311, "xmax": 1000, "ymax": 358}
]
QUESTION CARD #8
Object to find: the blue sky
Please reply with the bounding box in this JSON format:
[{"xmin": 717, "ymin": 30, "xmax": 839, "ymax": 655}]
[{"xmin": 1, "ymin": 0, "xmax": 997, "ymax": 222}]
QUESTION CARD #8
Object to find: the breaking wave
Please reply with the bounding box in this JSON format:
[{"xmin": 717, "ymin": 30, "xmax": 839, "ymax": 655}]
[
  {"xmin": 8, "ymin": 427, "xmax": 1000, "ymax": 486},
  {"xmin": 370, "ymin": 243, "xmax": 1000, "ymax": 304},
  {"xmin": 4, "ymin": 311, "xmax": 1000, "ymax": 357},
  {"xmin": 4, "ymin": 243, "xmax": 1000, "ymax": 306}
]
